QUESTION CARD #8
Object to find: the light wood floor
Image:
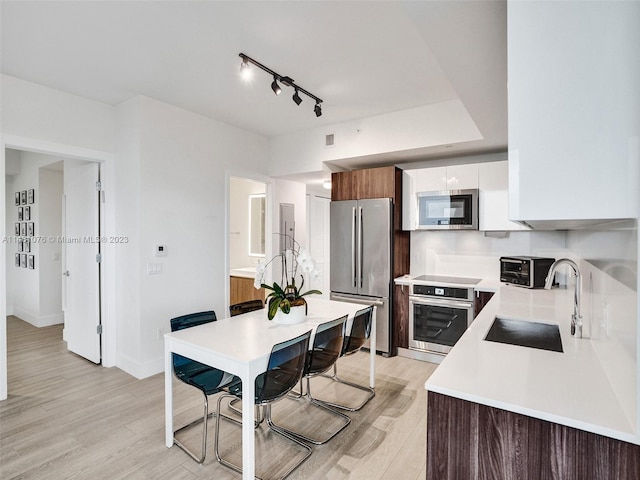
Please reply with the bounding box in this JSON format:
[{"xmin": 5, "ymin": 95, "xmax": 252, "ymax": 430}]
[{"xmin": 0, "ymin": 316, "xmax": 437, "ymax": 480}]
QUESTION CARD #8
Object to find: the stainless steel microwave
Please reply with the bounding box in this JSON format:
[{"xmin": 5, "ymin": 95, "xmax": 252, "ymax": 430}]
[{"xmin": 416, "ymin": 189, "xmax": 479, "ymax": 230}]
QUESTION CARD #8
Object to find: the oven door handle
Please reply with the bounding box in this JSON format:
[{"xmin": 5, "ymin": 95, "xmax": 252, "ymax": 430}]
[
  {"xmin": 428, "ymin": 328, "xmax": 443, "ymax": 338},
  {"xmin": 409, "ymin": 296, "xmax": 473, "ymax": 310}
]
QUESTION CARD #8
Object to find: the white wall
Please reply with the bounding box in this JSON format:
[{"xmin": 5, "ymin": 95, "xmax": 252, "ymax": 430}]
[
  {"xmin": 115, "ymin": 96, "xmax": 270, "ymax": 378},
  {"xmin": 410, "ymin": 230, "xmax": 567, "ymax": 281},
  {"xmin": 567, "ymin": 222, "xmax": 638, "ymax": 432},
  {"xmin": 1, "ymin": 75, "xmax": 115, "ymax": 154},
  {"xmin": 113, "ymin": 97, "xmax": 143, "ymax": 374},
  {"xmin": 4, "ymin": 149, "xmax": 20, "ymax": 316},
  {"xmin": 229, "ymin": 178, "xmax": 266, "ymax": 269},
  {"xmin": 269, "ymin": 99, "xmax": 482, "ymax": 177}
]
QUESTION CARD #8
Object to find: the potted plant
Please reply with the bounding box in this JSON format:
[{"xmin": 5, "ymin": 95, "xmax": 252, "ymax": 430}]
[{"xmin": 254, "ymin": 238, "xmax": 322, "ymax": 322}]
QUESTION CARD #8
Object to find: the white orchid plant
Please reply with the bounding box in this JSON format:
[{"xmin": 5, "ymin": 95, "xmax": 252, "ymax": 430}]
[{"xmin": 254, "ymin": 236, "xmax": 321, "ymax": 320}]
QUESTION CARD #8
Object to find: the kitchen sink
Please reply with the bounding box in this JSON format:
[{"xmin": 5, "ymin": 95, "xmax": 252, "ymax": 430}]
[{"xmin": 484, "ymin": 317, "xmax": 563, "ymax": 353}]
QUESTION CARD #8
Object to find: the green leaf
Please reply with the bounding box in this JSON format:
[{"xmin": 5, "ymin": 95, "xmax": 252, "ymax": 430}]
[
  {"xmin": 280, "ymin": 298, "xmax": 291, "ymax": 314},
  {"xmin": 300, "ymin": 289, "xmax": 322, "ymax": 297},
  {"xmin": 267, "ymin": 297, "xmax": 280, "ymax": 320},
  {"xmin": 272, "ymin": 282, "xmax": 285, "ymax": 296}
]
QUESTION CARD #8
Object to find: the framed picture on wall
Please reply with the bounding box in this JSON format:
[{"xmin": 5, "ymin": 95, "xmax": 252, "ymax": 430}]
[
  {"xmin": 20, "ymin": 190, "xmax": 27, "ymax": 205},
  {"xmin": 28, "ymin": 222, "xmax": 35, "ymax": 237},
  {"xmin": 28, "ymin": 255, "xmax": 35, "ymax": 270},
  {"xmin": 18, "ymin": 238, "xmax": 23, "ymax": 252},
  {"xmin": 18, "ymin": 207, "xmax": 23, "ymax": 221},
  {"xmin": 24, "ymin": 238, "xmax": 31, "ymax": 253},
  {"xmin": 15, "ymin": 223, "xmax": 20, "ymax": 236},
  {"xmin": 15, "ymin": 253, "xmax": 20, "ymax": 267},
  {"xmin": 15, "ymin": 192, "xmax": 20, "ymax": 206},
  {"xmin": 28, "ymin": 189, "xmax": 35, "ymax": 204},
  {"xmin": 21, "ymin": 254, "xmax": 27, "ymax": 268},
  {"xmin": 24, "ymin": 206, "xmax": 31, "ymax": 221},
  {"xmin": 20, "ymin": 223, "xmax": 27, "ymax": 236}
]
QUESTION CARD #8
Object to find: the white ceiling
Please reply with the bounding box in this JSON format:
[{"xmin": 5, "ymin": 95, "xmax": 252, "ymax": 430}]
[{"xmin": 1, "ymin": 1, "xmax": 507, "ymax": 173}]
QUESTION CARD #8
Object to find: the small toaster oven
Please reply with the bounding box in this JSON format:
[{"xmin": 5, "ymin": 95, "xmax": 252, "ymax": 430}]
[{"xmin": 500, "ymin": 256, "xmax": 556, "ymax": 288}]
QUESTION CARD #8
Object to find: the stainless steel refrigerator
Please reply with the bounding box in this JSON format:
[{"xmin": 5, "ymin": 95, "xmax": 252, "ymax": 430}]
[{"xmin": 330, "ymin": 198, "xmax": 392, "ymax": 356}]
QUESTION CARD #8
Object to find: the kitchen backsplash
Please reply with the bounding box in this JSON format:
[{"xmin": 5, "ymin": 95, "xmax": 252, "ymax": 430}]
[
  {"xmin": 409, "ymin": 229, "xmax": 568, "ymax": 280},
  {"xmin": 568, "ymin": 220, "xmax": 638, "ymax": 432}
]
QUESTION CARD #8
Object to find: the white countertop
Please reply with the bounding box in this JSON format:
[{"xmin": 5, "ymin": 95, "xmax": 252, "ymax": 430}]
[
  {"xmin": 418, "ymin": 282, "xmax": 640, "ymax": 445},
  {"xmin": 230, "ymin": 267, "xmax": 256, "ymax": 279}
]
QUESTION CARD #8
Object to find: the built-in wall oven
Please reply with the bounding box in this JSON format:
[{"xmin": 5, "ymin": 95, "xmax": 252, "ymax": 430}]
[{"xmin": 408, "ymin": 275, "xmax": 480, "ymax": 355}]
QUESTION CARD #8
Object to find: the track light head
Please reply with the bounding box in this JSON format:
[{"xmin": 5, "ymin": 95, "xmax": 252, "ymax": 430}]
[
  {"xmin": 314, "ymin": 102, "xmax": 322, "ymax": 117},
  {"xmin": 271, "ymin": 77, "xmax": 282, "ymax": 95},
  {"xmin": 292, "ymin": 89, "xmax": 302, "ymax": 106},
  {"xmin": 240, "ymin": 57, "xmax": 251, "ymax": 80}
]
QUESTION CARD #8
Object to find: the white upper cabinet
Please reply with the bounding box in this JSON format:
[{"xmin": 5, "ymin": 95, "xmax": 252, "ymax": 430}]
[
  {"xmin": 413, "ymin": 164, "xmax": 478, "ymax": 192},
  {"xmin": 403, "ymin": 161, "xmax": 524, "ymax": 231},
  {"xmin": 402, "ymin": 171, "xmax": 417, "ymax": 230},
  {"xmin": 413, "ymin": 166, "xmax": 446, "ymax": 192},
  {"xmin": 508, "ymin": 1, "xmax": 640, "ymax": 227},
  {"xmin": 445, "ymin": 164, "xmax": 479, "ymax": 191},
  {"xmin": 404, "ymin": 165, "xmax": 479, "ymax": 230},
  {"xmin": 478, "ymin": 161, "xmax": 528, "ymax": 231}
]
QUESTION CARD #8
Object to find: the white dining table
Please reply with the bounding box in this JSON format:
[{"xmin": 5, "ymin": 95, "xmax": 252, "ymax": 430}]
[{"xmin": 164, "ymin": 297, "xmax": 376, "ymax": 480}]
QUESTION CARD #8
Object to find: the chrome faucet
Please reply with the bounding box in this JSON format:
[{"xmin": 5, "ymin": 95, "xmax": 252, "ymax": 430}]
[{"xmin": 544, "ymin": 258, "xmax": 583, "ymax": 338}]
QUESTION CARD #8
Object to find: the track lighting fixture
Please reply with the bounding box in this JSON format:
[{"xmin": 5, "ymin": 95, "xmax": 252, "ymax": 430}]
[
  {"xmin": 239, "ymin": 53, "xmax": 323, "ymax": 117},
  {"xmin": 271, "ymin": 77, "xmax": 281, "ymax": 95},
  {"xmin": 292, "ymin": 88, "xmax": 302, "ymax": 105}
]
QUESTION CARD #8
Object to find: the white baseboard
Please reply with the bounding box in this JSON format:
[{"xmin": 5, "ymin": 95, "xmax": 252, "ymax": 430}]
[
  {"xmin": 116, "ymin": 353, "xmax": 163, "ymax": 380},
  {"xmin": 13, "ymin": 307, "xmax": 64, "ymax": 328}
]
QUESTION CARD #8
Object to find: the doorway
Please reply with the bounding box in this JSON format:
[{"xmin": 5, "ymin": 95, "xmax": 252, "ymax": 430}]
[
  {"xmin": 228, "ymin": 177, "xmax": 268, "ymax": 307},
  {"xmin": 5, "ymin": 149, "xmax": 102, "ymax": 364}
]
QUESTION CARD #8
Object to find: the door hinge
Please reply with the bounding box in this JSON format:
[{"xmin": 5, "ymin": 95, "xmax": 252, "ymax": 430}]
[
  {"xmin": 96, "ymin": 253, "xmax": 102, "ymax": 263},
  {"xmin": 96, "ymin": 181, "xmax": 102, "ymax": 191},
  {"xmin": 97, "ymin": 325, "xmax": 103, "ymax": 335}
]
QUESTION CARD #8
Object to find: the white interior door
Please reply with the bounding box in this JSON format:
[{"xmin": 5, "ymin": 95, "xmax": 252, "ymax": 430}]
[
  {"xmin": 63, "ymin": 162, "xmax": 101, "ymax": 363},
  {"xmin": 307, "ymin": 195, "xmax": 330, "ymax": 298}
]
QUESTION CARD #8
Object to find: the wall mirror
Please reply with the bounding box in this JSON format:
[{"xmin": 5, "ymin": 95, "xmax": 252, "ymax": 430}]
[{"xmin": 249, "ymin": 194, "xmax": 266, "ymax": 256}]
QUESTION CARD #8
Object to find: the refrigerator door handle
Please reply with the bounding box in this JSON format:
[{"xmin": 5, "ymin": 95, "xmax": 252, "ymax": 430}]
[
  {"xmin": 358, "ymin": 205, "xmax": 364, "ymax": 288},
  {"xmin": 352, "ymin": 206, "xmax": 357, "ymax": 288}
]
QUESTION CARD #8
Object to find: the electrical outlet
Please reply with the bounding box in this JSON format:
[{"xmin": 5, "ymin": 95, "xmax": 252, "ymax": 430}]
[
  {"xmin": 156, "ymin": 327, "xmax": 164, "ymax": 340},
  {"xmin": 147, "ymin": 263, "xmax": 163, "ymax": 275}
]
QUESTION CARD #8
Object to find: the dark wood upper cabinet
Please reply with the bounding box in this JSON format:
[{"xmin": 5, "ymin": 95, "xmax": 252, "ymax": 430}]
[
  {"xmin": 352, "ymin": 166, "xmax": 396, "ymax": 199},
  {"xmin": 331, "ymin": 166, "xmax": 397, "ymax": 200},
  {"xmin": 330, "ymin": 171, "xmax": 354, "ymax": 201}
]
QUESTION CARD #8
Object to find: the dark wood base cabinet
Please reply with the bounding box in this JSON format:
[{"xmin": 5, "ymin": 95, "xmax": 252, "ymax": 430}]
[{"xmin": 427, "ymin": 391, "xmax": 640, "ymax": 480}]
